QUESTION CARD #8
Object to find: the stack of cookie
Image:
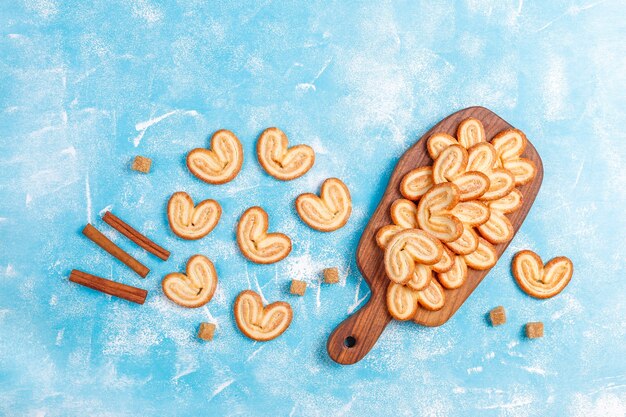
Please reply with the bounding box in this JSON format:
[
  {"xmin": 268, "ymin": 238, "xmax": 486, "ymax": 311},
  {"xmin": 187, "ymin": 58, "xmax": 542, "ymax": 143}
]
[{"xmin": 377, "ymin": 118, "xmax": 538, "ymax": 321}]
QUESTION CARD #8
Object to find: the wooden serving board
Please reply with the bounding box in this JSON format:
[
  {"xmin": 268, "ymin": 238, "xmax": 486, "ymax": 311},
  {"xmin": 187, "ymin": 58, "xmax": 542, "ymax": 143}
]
[{"xmin": 327, "ymin": 106, "xmax": 543, "ymax": 365}]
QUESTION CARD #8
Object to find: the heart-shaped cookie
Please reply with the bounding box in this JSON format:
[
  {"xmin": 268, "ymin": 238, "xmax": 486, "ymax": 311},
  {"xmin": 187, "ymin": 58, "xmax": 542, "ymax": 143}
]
[
  {"xmin": 400, "ymin": 166, "xmax": 434, "ymax": 201},
  {"xmin": 384, "ymin": 229, "xmax": 443, "ymax": 284},
  {"xmin": 445, "ymin": 224, "xmax": 479, "ymax": 255},
  {"xmin": 406, "ymin": 263, "xmax": 433, "ymax": 291},
  {"xmin": 387, "ymin": 247, "xmax": 453, "ymax": 292},
  {"xmin": 512, "ymin": 250, "xmax": 573, "ymax": 299},
  {"xmin": 463, "ymin": 237, "xmax": 497, "ymax": 270},
  {"xmin": 491, "ymin": 129, "xmax": 526, "ymax": 162},
  {"xmin": 374, "ymin": 199, "xmax": 421, "ymax": 249},
  {"xmin": 257, "ymin": 127, "xmax": 315, "ymax": 181},
  {"xmin": 426, "ymin": 117, "xmax": 486, "ymax": 160},
  {"xmin": 437, "ymin": 255, "xmax": 468, "ymax": 289},
  {"xmin": 432, "ymin": 144, "xmax": 490, "ymax": 201},
  {"xmin": 466, "ymin": 142, "xmax": 516, "ymax": 201},
  {"xmin": 456, "ymin": 117, "xmax": 486, "ymax": 149},
  {"xmin": 487, "ymin": 189, "xmax": 523, "ymax": 213},
  {"xmin": 187, "ymin": 129, "xmax": 243, "ymax": 185},
  {"xmin": 162, "ymin": 255, "xmax": 218, "ymax": 308},
  {"xmin": 431, "ymin": 246, "xmax": 455, "ymax": 273},
  {"xmin": 476, "ymin": 208, "xmax": 514, "ymax": 244},
  {"xmin": 416, "ymin": 278, "xmax": 446, "ymax": 311},
  {"xmin": 234, "ymin": 290, "xmax": 293, "ymax": 341},
  {"xmin": 167, "ymin": 192, "xmax": 221, "ymax": 240},
  {"xmin": 416, "ymin": 183, "xmax": 463, "ymax": 242},
  {"xmin": 378, "ymin": 227, "xmax": 454, "ymax": 273},
  {"xmin": 386, "ymin": 282, "xmax": 418, "ymax": 321},
  {"xmin": 466, "ymin": 142, "xmax": 498, "ymax": 173},
  {"xmin": 491, "ymin": 129, "xmax": 537, "ymax": 186},
  {"xmin": 295, "ymin": 178, "xmax": 351, "ymax": 232},
  {"xmin": 450, "ymin": 201, "xmax": 490, "ymax": 226},
  {"xmin": 237, "ymin": 206, "xmax": 292, "ymax": 264},
  {"xmin": 427, "ymin": 132, "xmax": 458, "ymax": 160},
  {"xmin": 389, "ymin": 198, "xmax": 418, "ymax": 229},
  {"xmin": 375, "ymin": 224, "xmax": 404, "ymax": 249}
]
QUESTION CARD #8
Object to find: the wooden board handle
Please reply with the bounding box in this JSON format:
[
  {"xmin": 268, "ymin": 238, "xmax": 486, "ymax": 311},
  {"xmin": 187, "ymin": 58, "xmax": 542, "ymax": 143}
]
[{"xmin": 327, "ymin": 289, "xmax": 392, "ymax": 365}]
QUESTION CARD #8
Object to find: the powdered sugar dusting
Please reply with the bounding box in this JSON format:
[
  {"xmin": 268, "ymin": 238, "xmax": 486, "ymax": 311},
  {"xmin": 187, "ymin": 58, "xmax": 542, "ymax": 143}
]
[{"xmin": 2, "ymin": 1, "xmax": 625, "ymax": 415}]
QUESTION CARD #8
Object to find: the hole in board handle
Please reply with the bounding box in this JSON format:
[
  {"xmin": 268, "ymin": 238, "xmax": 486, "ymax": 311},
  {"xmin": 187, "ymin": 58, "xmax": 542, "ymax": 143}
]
[{"xmin": 344, "ymin": 336, "xmax": 356, "ymax": 348}]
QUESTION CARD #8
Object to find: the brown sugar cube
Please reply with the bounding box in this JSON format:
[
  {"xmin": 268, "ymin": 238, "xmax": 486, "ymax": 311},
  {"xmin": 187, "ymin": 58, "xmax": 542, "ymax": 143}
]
[
  {"xmin": 525, "ymin": 322, "xmax": 544, "ymax": 339},
  {"xmin": 197, "ymin": 322, "xmax": 216, "ymax": 341},
  {"xmin": 131, "ymin": 156, "xmax": 152, "ymax": 173},
  {"xmin": 290, "ymin": 279, "xmax": 307, "ymax": 296},
  {"xmin": 489, "ymin": 306, "xmax": 507, "ymax": 326},
  {"xmin": 323, "ymin": 267, "xmax": 339, "ymax": 284}
]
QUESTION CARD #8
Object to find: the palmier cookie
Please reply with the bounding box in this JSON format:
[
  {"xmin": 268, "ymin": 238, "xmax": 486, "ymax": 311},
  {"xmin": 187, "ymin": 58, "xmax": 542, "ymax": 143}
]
[
  {"xmin": 437, "ymin": 255, "xmax": 467, "ymax": 290},
  {"xmin": 488, "ymin": 189, "xmax": 523, "ymax": 214},
  {"xmin": 445, "ymin": 224, "xmax": 479, "ymax": 255},
  {"xmin": 432, "ymin": 144, "xmax": 490, "ymax": 201},
  {"xmin": 377, "ymin": 225, "xmax": 456, "ymax": 276},
  {"xmin": 257, "ymin": 127, "xmax": 315, "ymax": 181},
  {"xmin": 168, "ymin": 192, "xmax": 221, "ymax": 240},
  {"xmin": 234, "ymin": 290, "xmax": 293, "ymax": 341},
  {"xmin": 427, "ymin": 132, "xmax": 457, "ymax": 160},
  {"xmin": 491, "ymin": 129, "xmax": 537, "ymax": 186},
  {"xmin": 375, "ymin": 225, "xmax": 405, "ymax": 249},
  {"xmin": 237, "ymin": 206, "xmax": 292, "ymax": 264},
  {"xmin": 456, "ymin": 117, "xmax": 486, "ymax": 149},
  {"xmin": 406, "ymin": 263, "xmax": 433, "ymax": 291},
  {"xmin": 390, "ymin": 199, "xmax": 418, "ymax": 228},
  {"xmin": 416, "ymin": 183, "xmax": 463, "ymax": 242},
  {"xmin": 400, "ymin": 166, "xmax": 434, "ymax": 201},
  {"xmin": 450, "ymin": 201, "xmax": 490, "ymax": 226},
  {"xmin": 383, "ymin": 243, "xmax": 451, "ymax": 288},
  {"xmin": 431, "ymin": 246, "xmax": 455, "ymax": 273},
  {"xmin": 477, "ymin": 209, "xmax": 514, "ymax": 244},
  {"xmin": 380, "ymin": 229, "xmax": 454, "ymax": 272},
  {"xmin": 416, "ymin": 279, "xmax": 446, "ymax": 311},
  {"xmin": 387, "ymin": 282, "xmax": 418, "ymax": 321},
  {"xmin": 295, "ymin": 178, "xmax": 351, "ymax": 232},
  {"xmin": 187, "ymin": 129, "xmax": 243, "ymax": 184},
  {"xmin": 512, "ymin": 250, "xmax": 573, "ymax": 299},
  {"xmin": 373, "ymin": 200, "xmax": 419, "ymax": 248},
  {"xmin": 384, "ymin": 229, "xmax": 443, "ymax": 284},
  {"xmin": 162, "ymin": 255, "xmax": 218, "ymax": 308},
  {"xmin": 463, "ymin": 238, "xmax": 497, "ymax": 270},
  {"xmin": 426, "ymin": 117, "xmax": 486, "ymax": 159},
  {"xmin": 466, "ymin": 142, "xmax": 498, "ymax": 174},
  {"xmin": 467, "ymin": 143, "xmax": 516, "ymax": 201}
]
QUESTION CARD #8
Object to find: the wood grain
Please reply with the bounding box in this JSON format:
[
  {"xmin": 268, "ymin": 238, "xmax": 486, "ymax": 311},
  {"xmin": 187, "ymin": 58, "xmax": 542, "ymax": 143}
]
[
  {"xmin": 69, "ymin": 269, "xmax": 148, "ymax": 304},
  {"xmin": 327, "ymin": 106, "xmax": 544, "ymax": 365}
]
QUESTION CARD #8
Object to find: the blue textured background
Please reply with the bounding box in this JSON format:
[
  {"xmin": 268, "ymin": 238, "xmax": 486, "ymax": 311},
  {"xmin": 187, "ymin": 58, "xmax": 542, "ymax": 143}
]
[{"xmin": 1, "ymin": 1, "xmax": 625, "ymax": 416}]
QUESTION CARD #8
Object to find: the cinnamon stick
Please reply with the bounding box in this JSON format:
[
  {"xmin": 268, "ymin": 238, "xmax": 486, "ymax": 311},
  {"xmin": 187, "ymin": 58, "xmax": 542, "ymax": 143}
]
[
  {"xmin": 102, "ymin": 212, "xmax": 170, "ymax": 260},
  {"xmin": 69, "ymin": 269, "xmax": 148, "ymax": 304},
  {"xmin": 82, "ymin": 223, "xmax": 149, "ymax": 278}
]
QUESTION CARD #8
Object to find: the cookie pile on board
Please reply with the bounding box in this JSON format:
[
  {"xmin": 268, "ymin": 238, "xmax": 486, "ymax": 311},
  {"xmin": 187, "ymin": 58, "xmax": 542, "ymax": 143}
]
[{"xmin": 379, "ymin": 118, "xmax": 538, "ymax": 321}]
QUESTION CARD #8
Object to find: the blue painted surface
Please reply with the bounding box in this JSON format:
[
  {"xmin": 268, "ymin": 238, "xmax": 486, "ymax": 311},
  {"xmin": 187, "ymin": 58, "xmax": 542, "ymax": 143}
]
[{"xmin": 1, "ymin": 1, "xmax": 625, "ymax": 416}]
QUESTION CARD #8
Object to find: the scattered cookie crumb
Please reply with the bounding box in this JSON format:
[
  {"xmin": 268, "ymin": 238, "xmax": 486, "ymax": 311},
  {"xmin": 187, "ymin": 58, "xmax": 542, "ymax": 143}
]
[
  {"xmin": 290, "ymin": 279, "xmax": 307, "ymax": 296},
  {"xmin": 131, "ymin": 156, "xmax": 152, "ymax": 173},
  {"xmin": 489, "ymin": 306, "xmax": 506, "ymax": 326},
  {"xmin": 525, "ymin": 322, "xmax": 544, "ymax": 339},
  {"xmin": 197, "ymin": 322, "xmax": 216, "ymax": 341},
  {"xmin": 323, "ymin": 267, "xmax": 339, "ymax": 284}
]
